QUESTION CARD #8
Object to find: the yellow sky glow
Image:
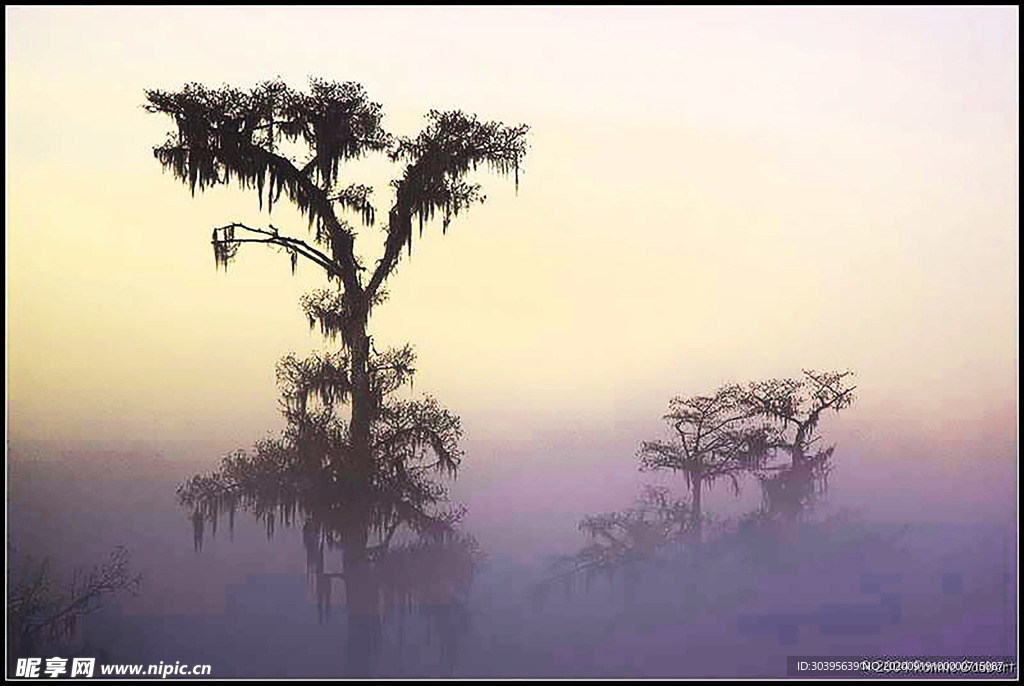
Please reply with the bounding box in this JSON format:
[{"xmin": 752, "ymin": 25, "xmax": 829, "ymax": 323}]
[{"xmin": 6, "ymin": 6, "xmax": 1017, "ymax": 452}]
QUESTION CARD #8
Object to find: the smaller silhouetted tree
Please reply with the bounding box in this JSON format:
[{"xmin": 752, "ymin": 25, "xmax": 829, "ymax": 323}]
[
  {"xmin": 7, "ymin": 547, "xmax": 142, "ymax": 672},
  {"xmin": 638, "ymin": 385, "xmax": 772, "ymax": 543},
  {"xmin": 529, "ymin": 486, "xmax": 690, "ymax": 609},
  {"xmin": 742, "ymin": 369, "xmax": 856, "ymax": 466}
]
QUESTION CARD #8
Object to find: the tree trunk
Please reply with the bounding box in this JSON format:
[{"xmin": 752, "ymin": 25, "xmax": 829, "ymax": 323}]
[
  {"xmin": 342, "ymin": 523, "xmax": 381, "ymax": 677},
  {"xmin": 348, "ymin": 306, "xmax": 373, "ymax": 475},
  {"xmin": 341, "ymin": 299, "xmax": 382, "ymax": 676},
  {"xmin": 691, "ymin": 468, "xmax": 703, "ymax": 546},
  {"xmin": 685, "ymin": 466, "xmax": 705, "ymax": 608},
  {"xmin": 791, "ymin": 423, "xmax": 809, "ymax": 467}
]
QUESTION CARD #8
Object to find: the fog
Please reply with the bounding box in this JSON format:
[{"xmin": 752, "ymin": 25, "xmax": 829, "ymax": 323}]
[{"xmin": 7, "ymin": 415, "xmax": 1016, "ymax": 676}]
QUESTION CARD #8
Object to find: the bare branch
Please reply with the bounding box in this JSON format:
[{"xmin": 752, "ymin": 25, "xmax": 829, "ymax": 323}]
[{"xmin": 211, "ymin": 222, "xmax": 350, "ymax": 278}]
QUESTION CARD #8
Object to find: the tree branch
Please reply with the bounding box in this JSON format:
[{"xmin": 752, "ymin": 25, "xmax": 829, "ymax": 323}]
[{"xmin": 213, "ymin": 222, "xmax": 351, "ymax": 278}]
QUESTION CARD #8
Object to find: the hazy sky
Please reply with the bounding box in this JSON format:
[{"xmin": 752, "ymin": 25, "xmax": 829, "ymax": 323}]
[{"xmin": 6, "ymin": 6, "xmax": 1018, "ymax": 452}]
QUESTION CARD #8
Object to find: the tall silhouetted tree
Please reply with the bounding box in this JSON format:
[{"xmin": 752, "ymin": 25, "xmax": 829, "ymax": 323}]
[{"xmin": 147, "ymin": 78, "xmax": 527, "ymax": 676}]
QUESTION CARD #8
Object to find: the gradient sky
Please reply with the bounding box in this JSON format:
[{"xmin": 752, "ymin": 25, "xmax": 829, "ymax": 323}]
[{"xmin": 6, "ymin": 6, "xmax": 1018, "ymax": 459}]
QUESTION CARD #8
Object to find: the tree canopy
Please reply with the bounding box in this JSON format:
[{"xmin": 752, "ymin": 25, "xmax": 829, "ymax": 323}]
[
  {"xmin": 144, "ymin": 78, "xmax": 529, "ymax": 308},
  {"xmin": 742, "ymin": 369, "xmax": 856, "ymax": 463},
  {"xmin": 638, "ymin": 384, "xmax": 772, "ymax": 495}
]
